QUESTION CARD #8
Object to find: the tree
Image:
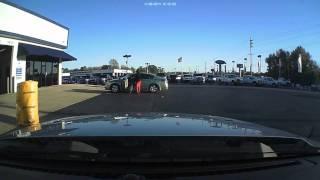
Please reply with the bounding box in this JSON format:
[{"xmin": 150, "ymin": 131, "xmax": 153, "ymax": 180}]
[
  {"xmin": 266, "ymin": 46, "xmax": 319, "ymax": 85},
  {"xmin": 80, "ymin": 66, "xmax": 87, "ymax": 71},
  {"xmin": 288, "ymin": 46, "xmax": 318, "ymax": 85},
  {"xmin": 265, "ymin": 49, "xmax": 290, "ymax": 79},
  {"xmin": 148, "ymin": 65, "xmax": 159, "ymax": 74},
  {"xmin": 109, "ymin": 59, "xmax": 119, "ymax": 69},
  {"xmin": 120, "ymin": 65, "xmax": 130, "ymax": 70},
  {"xmin": 136, "ymin": 66, "xmax": 146, "ymax": 73},
  {"xmin": 130, "ymin": 67, "xmax": 136, "ymax": 73},
  {"xmin": 62, "ymin": 68, "xmax": 69, "ymax": 73},
  {"xmin": 101, "ymin": 65, "xmax": 111, "ymax": 70}
]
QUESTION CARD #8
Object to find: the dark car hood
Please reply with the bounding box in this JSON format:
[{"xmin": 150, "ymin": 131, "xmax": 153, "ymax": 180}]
[{"xmin": 1, "ymin": 113, "xmax": 316, "ymax": 142}]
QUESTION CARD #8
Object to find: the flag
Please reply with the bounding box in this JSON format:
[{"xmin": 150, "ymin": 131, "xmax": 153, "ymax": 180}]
[
  {"xmin": 298, "ymin": 54, "xmax": 302, "ymax": 73},
  {"xmin": 178, "ymin": 57, "xmax": 182, "ymax": 63}
]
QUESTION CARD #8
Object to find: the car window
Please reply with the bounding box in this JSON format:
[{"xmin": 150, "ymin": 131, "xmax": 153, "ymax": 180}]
[{"xmin": 139, "ymin": 74, "xmax": 154, "ymax": 79}]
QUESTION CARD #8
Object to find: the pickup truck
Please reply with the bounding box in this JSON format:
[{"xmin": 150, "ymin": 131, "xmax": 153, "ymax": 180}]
[
  {"xmin": 218, "ymin": 74, "xmax": 241, "ymax": 85},
  {"xmin": 239, "ymin": 75, "xmax": 262, "ymax": 86},
  {"xmin": 181, "ymin": 74, "xmax": 194, "ymax": 83}
]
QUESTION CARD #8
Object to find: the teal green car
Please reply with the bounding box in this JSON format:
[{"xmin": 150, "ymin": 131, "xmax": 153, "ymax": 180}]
[{"xmin": 105, "ymin": 73, "xmax": 168, "ymax": 93}]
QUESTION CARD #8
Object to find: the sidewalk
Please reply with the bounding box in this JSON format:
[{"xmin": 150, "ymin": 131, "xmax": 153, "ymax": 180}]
[{"xmin": 0, "ymin": 84, "xmax": 104, "ymax": 134}]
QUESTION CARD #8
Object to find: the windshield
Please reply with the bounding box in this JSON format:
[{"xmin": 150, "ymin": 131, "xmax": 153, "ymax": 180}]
[{"xmin": 0, "ymin": 0, "xmax": 320, "ymax": 177}]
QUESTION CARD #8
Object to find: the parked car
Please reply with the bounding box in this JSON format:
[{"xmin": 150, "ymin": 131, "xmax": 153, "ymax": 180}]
[
  {"xmin": 239, "ymin": 75, "xmax": 261, "ymax": 86},
  {"xmin": 175, "ymin": 75, "xmax": 182, "ymax": 82},
  {"xmin": 261, "ymin": 76, "xmax": 278, "ymax": 87},
  {"xmin": 191, "ymin": 73, "xmax": 205, "ymax": 84},
  {"xmin": 181, "ymin": 74, "xmax": 194, "ymax": 83},
  {"xmin": 277, "ymin": 77, "xmax": 291, "ymax": 87},
  {"xmin": 206, "ymin": 74, "xmax": 220, "ymax": 84},
  {"xmin": 218, "ymin": 74, "xmax": 240, "ymax": 85},
  {"xmin": 105, "ymin": 73, "xmax": 168, "ymax": 93}
]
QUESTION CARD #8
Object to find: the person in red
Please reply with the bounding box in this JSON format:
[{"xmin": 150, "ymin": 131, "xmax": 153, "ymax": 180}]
[{"xmin": 135, "ymin": 78, "xmax": 142, "ymax": 94}]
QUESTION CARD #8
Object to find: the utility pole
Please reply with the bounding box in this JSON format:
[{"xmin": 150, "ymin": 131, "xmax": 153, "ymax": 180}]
[
  {"xmin": 232, "ymin": 60, "xmax": 235, "ymax": 73},
  {"xmin": 249, "ymin": 37, "xmax": 253, "ymax": 76},
  {"xmin": 205, "ymin": 61, "xmax": 207, "ymax": 75},
  {"xmin": 244, "ymin": 58, "xmax": 247, "ymax": 73},
  {"xmin": 257, "ymin": 55, "xmax": 262, "ymax": 74},
  {"xmin": 145, "ymin": 62, "xmax": 150, "ymax": 74}
]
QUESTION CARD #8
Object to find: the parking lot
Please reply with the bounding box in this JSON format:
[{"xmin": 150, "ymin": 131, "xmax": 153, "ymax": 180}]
[{"xmin": 0, "ymin": 84, "xmax": 320, "ymax": 141}]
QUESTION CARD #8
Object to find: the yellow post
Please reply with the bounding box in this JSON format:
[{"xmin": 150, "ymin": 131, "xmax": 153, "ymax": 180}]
[{"xmin": 16, "ymin": 81, "xmax": 40, "ymax": 127}]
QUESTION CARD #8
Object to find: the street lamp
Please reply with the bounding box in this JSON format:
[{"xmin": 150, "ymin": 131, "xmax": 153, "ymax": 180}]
[
  {"xmin": 257, "ymin": 55, "xmax": 262, "ymax": 73},
  {"xmin": 244, "ymin": 58, "xmax": 247, "ymax": 73},
  {"xmin": 145, "ymin": 62, "xmax": 150, "ymax": 74},
  {"xmin": 232, "ymin": 60, "xmax": 235, "ymax": 73},
  {"xmin": 123, "ymin": 54, "xmax": 132, "ymax": 67}
]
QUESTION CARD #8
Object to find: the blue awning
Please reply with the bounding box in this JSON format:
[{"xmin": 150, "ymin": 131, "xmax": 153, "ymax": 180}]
[{"xmin": 18, "ymin": 43, "xmax": 76, "ymax": 61}]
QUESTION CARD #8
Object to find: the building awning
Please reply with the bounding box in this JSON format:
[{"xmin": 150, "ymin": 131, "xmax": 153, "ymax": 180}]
[{"xmin": 18, "ymin": 43, "xmax": 76, "ymax": 61}]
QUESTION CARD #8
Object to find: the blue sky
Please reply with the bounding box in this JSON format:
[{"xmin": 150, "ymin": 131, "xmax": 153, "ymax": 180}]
[{"xmin": 10, "ymin": 0, "xmax": 320, "ymax": 72}]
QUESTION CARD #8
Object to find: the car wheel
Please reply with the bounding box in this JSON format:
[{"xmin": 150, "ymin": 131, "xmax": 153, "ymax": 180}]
[
  {"xmin": 253, "ymin": 82, "xmax": 257, "ymax": 86},
  {"xmin": 149, "ymin": 84, "xmax": 159, "ymax": 93},
  {"xmin": 110, "ymin": 84, "xmax": 120, "ymax": 93}
]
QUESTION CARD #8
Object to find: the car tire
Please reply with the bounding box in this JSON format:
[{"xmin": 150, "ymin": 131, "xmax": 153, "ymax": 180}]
[
  {"xmin": 149, "ymin": 84, "xmax": 159, "ymax": 93},
  {"xmin": 110, "ymin": 84, "xmax": 120, "ymax": 93}
]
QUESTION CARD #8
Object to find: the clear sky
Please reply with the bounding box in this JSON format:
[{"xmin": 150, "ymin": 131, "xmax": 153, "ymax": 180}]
[{"xmin": 9, "ymin": 0, "xmax": 320, "ymax": 72}]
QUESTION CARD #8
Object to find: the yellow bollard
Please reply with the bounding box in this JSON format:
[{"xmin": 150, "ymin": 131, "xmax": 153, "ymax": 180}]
[{"xmin": 16, "ymin": 81, "xmax": 40, "ymax": 127}]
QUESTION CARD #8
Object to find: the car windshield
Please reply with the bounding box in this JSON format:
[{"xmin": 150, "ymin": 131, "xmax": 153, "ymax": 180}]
[{"xmin": 1, "ymin": 0, "xmax": 320, "ymax": 177}]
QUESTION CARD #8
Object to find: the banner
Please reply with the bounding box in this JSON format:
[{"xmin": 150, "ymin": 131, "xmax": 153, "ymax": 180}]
[{"xmin": 298, "ymin": 54, "xmax": 302, "ymax": 73}]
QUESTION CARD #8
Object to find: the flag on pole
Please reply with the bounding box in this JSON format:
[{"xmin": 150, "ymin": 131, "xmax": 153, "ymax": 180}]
[
  {"xmin": 298, "ymin": 54, "xmax": 302, "ymax": 73},
  {"xmin": 178, "ymin": 57, "xmax": 182, "ymax": 63}
]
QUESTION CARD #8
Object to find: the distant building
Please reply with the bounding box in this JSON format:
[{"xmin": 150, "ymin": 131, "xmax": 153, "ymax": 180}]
[{"xmin": 70, "ymin": 69, "xmax": 133, "ymax": 79}]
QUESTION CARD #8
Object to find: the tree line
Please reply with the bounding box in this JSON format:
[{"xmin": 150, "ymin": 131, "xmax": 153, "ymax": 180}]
[{"xmin": 265, "ymin": 46, "xmax": 320, "ymax": 85}]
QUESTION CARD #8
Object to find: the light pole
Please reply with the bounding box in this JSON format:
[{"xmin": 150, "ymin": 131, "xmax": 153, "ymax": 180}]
[
  {"xmin": 123, "ymin": 54, "xmax": 131, "ymax": 67},
  {"xmin": 244, "ymin": 58, "xmax": 247, "ymax": 73},
  {"xmin": 232, "ymin": 60, "xmax": 235, "ymax": 73},
  {"xmin": 145, "ymin": 62, "xmax": 150, "ymax": 74},
  {"xmin": 257, "ymin": 55, "xmax": 262, "ymax": 74}
]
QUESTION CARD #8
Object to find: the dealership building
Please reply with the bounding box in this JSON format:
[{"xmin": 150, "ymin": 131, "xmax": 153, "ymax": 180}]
[{"xmin": 0, "ymin": 1, "xmax": 76, "ymax": 94}]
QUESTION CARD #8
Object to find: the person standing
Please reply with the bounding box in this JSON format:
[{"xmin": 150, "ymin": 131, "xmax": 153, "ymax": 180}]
[
  {"xmin": 135, "ymin": 74, "xmax": 142, "ymax": 94},
  {"xmin": 129, "ymin": 75, "xmax": 136, "ymax": 94}
]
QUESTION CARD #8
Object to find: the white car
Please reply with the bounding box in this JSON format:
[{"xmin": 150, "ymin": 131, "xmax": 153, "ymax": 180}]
[
  {"xmin": 191, "ymin": 74, "xmax": 205, "ymax": 84},
  {"xmin": 218, "ymin": 74, "xmax": 240, "ymax": 85},
  {"xmin": 181, "ymin": 74, "xmax": 194, "ymax": 83},
  {"xmin": 240, "ymin": 75, "xmax": 261, "ymax": 86},
  {"xmin": 261, "ymin": 77, "xmax": 278, "ymax": 87},
  {"xmin": 277, "ymin": 77, "xmax": 291, "ymax": 87}
]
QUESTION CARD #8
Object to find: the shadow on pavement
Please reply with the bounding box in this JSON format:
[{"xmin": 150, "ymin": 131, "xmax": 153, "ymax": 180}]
[{"xmin": 0, "ymin": 114, "xmax": 16, "ymax": 126}]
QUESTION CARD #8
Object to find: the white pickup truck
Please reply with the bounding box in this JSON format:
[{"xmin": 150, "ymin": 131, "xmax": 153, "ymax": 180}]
[
  {"xmin": 218, "ymin": 74, "xmax": 241, "ymax": 85},
  {"xmin": 181, "ymin": 74, "xmax": 194, "ymax": 83}
]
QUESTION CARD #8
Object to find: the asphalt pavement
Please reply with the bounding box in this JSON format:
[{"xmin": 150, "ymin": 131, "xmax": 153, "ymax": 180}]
[{"xmin": 42, "ymin": 84, "xmax": 320, "ymax": 141}]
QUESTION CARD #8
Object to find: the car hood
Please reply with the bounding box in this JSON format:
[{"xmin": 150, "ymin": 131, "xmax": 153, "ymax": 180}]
[{"xmin": 1, "ymin": 113, "xmax": 316, "ymax": 142}]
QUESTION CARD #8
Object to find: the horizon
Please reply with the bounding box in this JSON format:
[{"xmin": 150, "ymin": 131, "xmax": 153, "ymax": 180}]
[{"xmin": 9, "ymin": 0, "xmax": 320, "ymax": 73}]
